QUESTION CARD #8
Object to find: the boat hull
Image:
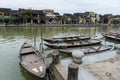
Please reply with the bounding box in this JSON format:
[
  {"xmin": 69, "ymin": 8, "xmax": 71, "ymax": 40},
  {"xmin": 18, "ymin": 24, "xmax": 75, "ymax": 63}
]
[
  {"xmin": 102, "ymin": 33, "xmax": 120, "ymax": 42},
  {"xmin": 19, "ymin": 42, "xmax": 46, "ymax": 78},
  {"xmin": 59, "ymin": 45, "xmax": 113, "ymax": 55},
  {"xmin": 44, "ymin": 36, "xmax": 91, "ymax": 43},
  {"xmin": 45, "ymin": 39, "xmax": 102, "ymax": 49}
]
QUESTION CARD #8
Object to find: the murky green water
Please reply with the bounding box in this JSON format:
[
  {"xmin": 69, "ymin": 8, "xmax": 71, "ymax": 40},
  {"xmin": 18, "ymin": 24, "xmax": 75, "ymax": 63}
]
[{"xmin": 0, "ymin": 26, "xmax": 120, "ymax": 80}]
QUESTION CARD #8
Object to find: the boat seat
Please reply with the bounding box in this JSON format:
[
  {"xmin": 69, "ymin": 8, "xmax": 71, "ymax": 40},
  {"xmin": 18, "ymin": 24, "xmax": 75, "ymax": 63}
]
[
  {"xmin": 21, "ymin": 48, "xmax": 34, "ymax": 54},
  {"xmin": 34, "ymin": 60, "xmax": 38, "ymax": 63},
  {"xmin": 96, "ymin": 46, "xmax": 102, "ymax": 52},
  {"xmin": 30, "ymin": 59, "xmax": 39, "ymax": 64},
  {"xmin": 30, "ymin": 60, "xmax": 37, "ymax": 64},
  {"xmin": 85, "ymin": 46, "xmax": 96, "ymax": 54},
  {"xmin": 22, "ymin": 45, "xmax": 32, "ymax": 48},
  {"xmin": 72, "ymin": 42, "xmax": 80, "ymax": 45}
]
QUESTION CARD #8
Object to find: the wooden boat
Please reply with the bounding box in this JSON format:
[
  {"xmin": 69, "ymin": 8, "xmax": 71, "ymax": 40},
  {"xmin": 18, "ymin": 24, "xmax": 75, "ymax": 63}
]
[
  {"xmin": 102, "ymin": 32, "xmax": 120, "ymax": 41},
  {"xmin": 45, "ymin": 39, "xmax": 102, "ymax": 49},
  {"xmin": 59, "ymin": 45, "xmax": 113, "ymax": 55},
  {"xmin": 19, "ymin": 42, "xmax": 46, "ymax": 78},
  {"xmin": 43, "ymin": 36, "xmax": 91, "ymax": 43}
]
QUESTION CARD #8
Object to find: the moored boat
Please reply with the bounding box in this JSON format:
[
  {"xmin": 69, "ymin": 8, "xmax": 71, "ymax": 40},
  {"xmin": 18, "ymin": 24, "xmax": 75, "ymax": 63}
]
[
  {"xmin": 43, "ymin": 36, "xmax": 91, "ymax": 43},
  {"xmin": 59, "ymin": 45, "xmax": 113, "ymax": 55},
  {"xmin": 102, "ymin": 32, "xmax": 120, "ymax": 41},
  {"xmin": 45, "ymin": 39, "xmax": 102, "ymax": 49},
  {"xmin": 19, "ymin": 42, "xmax": 46, "ymax": 78}
]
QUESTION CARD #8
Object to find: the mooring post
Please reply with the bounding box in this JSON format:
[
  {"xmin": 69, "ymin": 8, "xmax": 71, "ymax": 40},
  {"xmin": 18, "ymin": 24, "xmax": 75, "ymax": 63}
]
[
  {"xmin": 68, "ymin": 63, "xmax": 78, "ymax": 80},
  {"xmin": 52, "ymin": 50, "xmax": 60, "ymax": 65},
  {"xmin": 115, "ymin": 44, "xmax": 120, "ymax": 54},
  {"xmin": 49, "ymin": 51, "xmax": 60, "ymax": 80},
  {"xmin": 72, "ymin": 50, "xmax": 84, "ymax": 64},
  {"xmin": 39, "ymin": 43, "xmax": 41, "ymax": 52}
]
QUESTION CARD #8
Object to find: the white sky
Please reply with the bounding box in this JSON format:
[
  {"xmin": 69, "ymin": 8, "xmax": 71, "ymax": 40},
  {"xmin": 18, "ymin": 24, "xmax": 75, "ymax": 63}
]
[{"xmin": 0, "ymin": 0, "xmax": 120, "ymax": 15}]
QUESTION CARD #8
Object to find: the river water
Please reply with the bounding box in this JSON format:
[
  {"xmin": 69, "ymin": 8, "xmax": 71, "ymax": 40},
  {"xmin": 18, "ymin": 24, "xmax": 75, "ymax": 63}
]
[{"xmin": 0, "ymin": 26, "xmax": 119, "ymax": 80}]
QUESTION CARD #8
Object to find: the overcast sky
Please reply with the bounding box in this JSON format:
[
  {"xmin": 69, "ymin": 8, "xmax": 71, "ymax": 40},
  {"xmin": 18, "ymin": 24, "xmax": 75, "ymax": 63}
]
[{"xmin": 0, "ymin": 0, "xmax": 120, "ymax": 15}]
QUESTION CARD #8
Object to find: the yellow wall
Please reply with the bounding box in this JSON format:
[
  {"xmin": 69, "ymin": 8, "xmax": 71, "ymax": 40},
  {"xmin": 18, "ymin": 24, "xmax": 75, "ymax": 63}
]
[
  {"xmin": 111, "ymin": 18, "xmax": 120, "ymax": 20},
  {"xmin": 0, "ymin": 12, "xmax": 4, "ymax": 16}
]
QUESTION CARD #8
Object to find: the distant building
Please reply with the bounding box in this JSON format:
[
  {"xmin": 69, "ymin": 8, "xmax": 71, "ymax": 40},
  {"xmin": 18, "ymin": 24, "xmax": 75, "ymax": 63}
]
[
  {"xmin": 73, "ymin": 12, "xmax": 100, "ymax": 24},
  {"xmin": 63, "ymin": 13, "xmax": 75, "ymax": 24},
  {"xmin": 73, "ymin": 13, "xmax": 86, "ymax": 24},
  {"xmin": 84, "ymin": 12, "xmax": 100, "ymax": 24},
  {"xmin": 100, "ymin": 14, "xmax": 113, "ymax": 24},
  {"xmin": 111, "ymin": 15, "xmax": 120, "ymax": 24},
  {"xmin": 43, "ymin": 9, "xmax": 61, "ymax": 24},
  {"xmin": 0, "ymin": 7, "xmax": 119, "ymax": 25},
  {"xmin": 54, "ymin": 12, "xmax": 62, "ymax": 24},
  {"xmin": 18, "ymin": 8, "xmax": 45, "ymax": 24},
  {"xmin": 31, "ymin": 9, "xmax": 45, "ymax": 24},
  {"xmin": 0, "ymin": 8, "xmax": 11, "ymax": 24},
  {"xmin": 0, "ymin": 8, "xmax": 11, "ymax": 16}
]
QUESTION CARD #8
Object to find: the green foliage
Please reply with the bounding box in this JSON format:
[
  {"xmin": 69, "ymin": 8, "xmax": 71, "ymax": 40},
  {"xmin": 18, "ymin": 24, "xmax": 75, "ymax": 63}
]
[
  {"xmin": 98, "ymin": 20, "xmax": 103, "ymax": 24},
  {"xmin": 111, "ymin": 19, "xmax": 120, "ymax": 24}
]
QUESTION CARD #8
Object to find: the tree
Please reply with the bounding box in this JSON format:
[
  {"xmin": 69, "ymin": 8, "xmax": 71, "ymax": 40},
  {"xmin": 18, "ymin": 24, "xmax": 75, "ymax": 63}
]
[
  {"xmin": 62, "ymin": 16, "xmax": 67, "ymax": 24},
  {"xmin": 17, "ymin": 11, "xmax": 33, "ymax": 24},
  {"xmin": 111, "ymin": 19, "xmax": 120, "ymax": 25},
  {"xmin": 98, "ymin": 20, "xmax": 103, "ymax": 24}
]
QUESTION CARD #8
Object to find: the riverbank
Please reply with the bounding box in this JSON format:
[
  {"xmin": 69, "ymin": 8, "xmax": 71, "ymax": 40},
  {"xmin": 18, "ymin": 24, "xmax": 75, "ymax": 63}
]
[
  {"xmin": 0, "ymin": 24, "xmax": 120, "ymax": 27},
  {"xmin": 49, "ymin": 49, "xmax": 120, "ymax": 80}
]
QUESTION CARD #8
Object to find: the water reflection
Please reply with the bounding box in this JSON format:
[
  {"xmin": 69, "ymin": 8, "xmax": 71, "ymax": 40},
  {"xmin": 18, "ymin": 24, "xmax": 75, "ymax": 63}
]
[{"xmin": 19, "ymin": 64, "xmax": 42, "ymax": 80}]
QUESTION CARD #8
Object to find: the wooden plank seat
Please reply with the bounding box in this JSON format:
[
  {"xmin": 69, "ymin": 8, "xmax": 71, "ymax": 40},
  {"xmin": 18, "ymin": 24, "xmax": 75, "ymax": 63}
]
[{"xmin": 21, "ymin": 48, "xmax": 34, "ymax": 54}]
